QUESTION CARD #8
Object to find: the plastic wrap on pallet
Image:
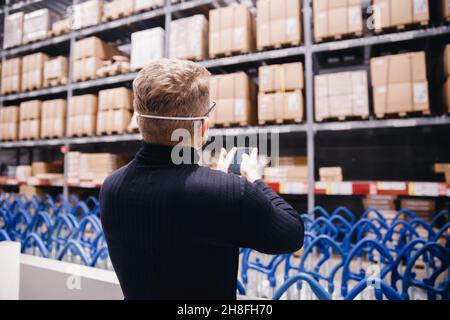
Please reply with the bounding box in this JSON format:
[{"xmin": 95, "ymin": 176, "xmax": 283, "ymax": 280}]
[
  {"xmin": 3, "ymin": 12, "xmax": 23, "ymax": 49},
  {"xmin": 73, "ymin": 0, "xmax": 103, "ymax": 30},
  {"xmin": 103, "ymin": 0, "xmax": 134, "ymax": 19},
  {"xmin": 44, "ymin": 57, "xmax": 68, "ymax": 84},
  {"xmin": 131, "ymin": 28, "xmax": 165, "ymax": 70},
  {"xmin": 134, "ymin": 0, "xmax": 165, "ymax": 12},
  {"xmin": 23, "ymin": 9, "xmax": 57, "ymax": 43},
  {"xmin": 170, "ymin": 15, "xmax": 209, "ymax": 61}
]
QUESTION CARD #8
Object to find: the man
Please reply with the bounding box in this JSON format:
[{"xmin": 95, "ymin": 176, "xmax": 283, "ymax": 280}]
[{"xmin": 100, "ymin": 59, "xmax": 304, "ymax": 300}]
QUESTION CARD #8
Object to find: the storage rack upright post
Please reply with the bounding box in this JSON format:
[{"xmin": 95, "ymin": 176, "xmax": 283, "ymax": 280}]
[{"xmin": 0, "ymin": 0, "xmax": 450, "ymax": 214}]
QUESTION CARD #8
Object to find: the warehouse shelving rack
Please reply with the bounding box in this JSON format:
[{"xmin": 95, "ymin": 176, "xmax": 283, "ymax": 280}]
[{"xmin": 1, "ymin": 0, "xmax": 450, "ymax": 212}]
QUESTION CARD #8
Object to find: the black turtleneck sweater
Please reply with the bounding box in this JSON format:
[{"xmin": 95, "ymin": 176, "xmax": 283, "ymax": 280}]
[{"xmin": 100, "ymin": 143, "xmax": 304, "ymax": 300}]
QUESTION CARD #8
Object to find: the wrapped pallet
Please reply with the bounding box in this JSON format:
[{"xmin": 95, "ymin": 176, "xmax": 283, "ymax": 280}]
[
  {"xmin": 209, "ymin": 72, "xmax": 256, "ymax": 127},
  {"xmin": 370, "ymin": 51, "xmax": 429, "ymax": 117},
  {"xmin": 319, "ymin": 167, "xmax": 343, "ymax": 182},
  {"xmin": 130, "ymin": 28, "xmax": 165, "ymax": 70},
  {"xmin": 23, "ymin": 9, "xmax": 58, "ymax": 43},
  {"xmin": 41, "ymin": 99, "xmax": 67, "ymax": 139},
  {"xmin": 134, "ymin": 0, "xmax": 165, "ymax": 12},
  {"xmin": 315, "ymin": 70, "xmax": 369, "ymax": 121},
  {"xmin": 0, "ymin": 106, "xmax": 20, "ymax": 141},
  {"xmin": 44, "ymin": 56, "xmax": 68, "ymax": 87},
  {"xmin": 51, "ymin": 18, "xmax": 71, "ymax": 36},
  {"xmin": 313, "ymin": 0, "xmax": 363, "ymax": 42},
  {"xmin": 1, "ymin": 58, "xmax": 22, "ymax": 94},
  {"xmin": 67, "ymin": 95, "xmax": 98, "ymax": 137},
  {"xmin": 73, "ymin": 0, "xmax": 103, "ymax": 30},
  {"xmin": 209, "ymin": 4, "xmax": 255, "ymax": 58},
  {"xmin": 3, "ymin": 12, "xmax": 24, "ymax": 49},
  {"xmin": 19, "ymin": 100, "xmax": 42, "ymax": 140},
  {"xmin": 372, "ymin": 0, "xmax": 429, "ymax": 32},
  {"xmin": 258, "ymin": 91, "xmax": 303, "ymax": 125},
  {"xmin": 170, "ymin": 15, "xmax": 209, "ymax": 61},
  {"xmin": 97, "ymin": 87, "xmax": 133, "ymax": 135},
  {"xmin": 21, "ymin": 53, "xmax": 49, "ymax": 91},
  {"xmin": 103, "ymin": 0, "xmax": 134, "ymax": 21},
  {"xmin": 257, "ymin": 0, "xmax": 302, "ymax": 50}
]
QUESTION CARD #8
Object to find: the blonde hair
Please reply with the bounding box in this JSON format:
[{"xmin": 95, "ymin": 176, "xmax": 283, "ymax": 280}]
[{"xmin": 133, "ymin": 59, "xmax": 211, "ymax": 145}]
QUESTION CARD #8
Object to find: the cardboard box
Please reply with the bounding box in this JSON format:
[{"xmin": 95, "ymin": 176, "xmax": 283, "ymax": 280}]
[
  {"xmin": 23, "ymin": 9, "xmax": 58, "ymax": 43},
  {"xmin": 41, "ymin": 99, "xmax": 66, "ymax": 138},
  {"xmin": 16, "ymin": 166, "xmax": 33, "ymax": 181},
  {"xmin": 1, "ymin": 58, "xmax": 22, "ymax": 94},
  {"xmin": 43, "ymin": 56, "xmax": 68, "ymax": 87},
  {"xmin": 103, "ymin": 0, "xmax": 134, "ymax": 20},
  {"xmin": 259, "ymin": 62, "xmax": 304, "ymax": 93},
  {"xmin": 264, "ymin": 166, "xmax": 308, "ymax": 183},
  {"xmin": 315, "ymin": 70, "xmax": 369, "ymax": 121},
  {"xmin": 258, "ymin": 90, "xmax": 303, "ymax": 124},
  {"xmin": 372, "ymin": 0, "xmax": 429, "ymax": 31},
  {"xmin": 257, "ymin": 0, "xmax": 302, "ymax": 50},
  {"xmin": 313, "ymin": 0, "xmax": 363, "ymax": 42},
  {"xmin": 444, "ymin": 45, "xmax": 450, "ymax": 79},
  {"xmin": 73, "ymin": 0, "xmax": 103, "ymax": 30},
  {"xmin": 444, "ymin": 77, "xmax": 450, "ymax": 113},
  {"xmin": 73, "ymin": 37, "xmax": 118, "ymax": 60},
  {"xmin": 209, "ymin": 4, "xmax": 255, "ymax": 58},
  {"xmin": 67, "ymin": 95, "xmax": 98, "ymax": 137},
  {"xmin": 170, "ymin": 15, "xmax": 209, "ymax": 61},
  {"xmin": 19, "ymin": 100, "xmax": 42, "ymax": 121},
  {"xmin": 19, "ymin": 119, "xmax": 40, "ymax": 140},
  {"xmin": 98, "ymin": 87, "xmax": 133, "ymax": 111},
  {"xmin": 97, "ymin": 109, "xmax": 133, "ymax": 135},
  {"xmin": 31, "ymin": 162, "xmax": 63, "ymax": 175},
  {"xmin": 371, "ymin": 51, "xmax": 429, "ymax": 116},
  {"xmin": 21, "ymin": 52, "xmax": 49, "ymax": 91},
  {"xmin": 73, "ymin": 57, "xmax": 104, "ymax": 82},
  {"xmin": 3, "ymin": 12, "xmax": 24, "ymax": 49},
  {"xmin": 0, "ymin": 106, "xmax": 20, "ymax": 141},
  {"xmin": 52, "ymin": 19, "xmax": 71, "ymax": 35},
  {"xmin": 319, "ymin": 167, "xmax": 343, "ymax": 182},
  {"xmin": 130, "ymin": 28, "xmax": 165, "ymax": 70},
  {"xmin": 209, "ymin": 72, "xmax": 256, "ymax": 126},
  {"xmin": 441, "ymin": 0, "xmax": 450, "ymax": 21},
  {"xmin": 134, "ymin": 0, "xmax": 165, "ymax": 12},
  {"xmin": 68, "ymin": 95, "xmax": 98, "ymax": 116}
]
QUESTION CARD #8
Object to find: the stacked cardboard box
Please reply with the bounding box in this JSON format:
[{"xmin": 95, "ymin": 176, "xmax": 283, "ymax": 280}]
[
  {"xmin": 434, "ymin": 163, "xmax": 450, "ymax": 183},
  {"xmin": 16, "ymin": 166, "xmax": 33, "ymax": 181},
  {"xmin": 51, "ymin": 18, "xmax": 71, "ymax": 36},
  {"xmin": 22, "ymin": 52, "xmax": 49, "ymax": 91},
  {"xmin": 97, "ymin": 87, "xmax": 133, "ymax": 135},
  {"xmin": 315, "ymin": 70, "xmax": 369, "ymax": 121},
  {"xmin": 31, "ymin": 161, "xmax": 63, "ymax": 176},
  {"xmin": 41, "ymin": 99, "xmax": 67, "ymax": 139},
  {"xmin": 370, "ymin": 51, "xmax": 429, "ymax": 118},
  {"xmin": 372, "ymin": 0, "xmax": 429, "ymax": 32},
  {"xmin": 313, "ymin": 0, "xmax": 363, "ymax": 42},
  {"xmin": 103, "ymin": 0, "xmax": 134, "ymax": 21},
  {"xmin": 257, "ymin": 0, "xmax": 302, "ymax": 50},
  {"xmin": 258, "ymin": 62, "xmax": 304, "ymax": 124},
  {"xmin": 67, "ymin": 95, "xmax": 98, "ymax": 137},
  {"xmin": 170, "ymin": 15, "xmax": 209, "ymax": 61},
  {"xmin": 73, "ymin": 0, "xmax": 103, "ymax": 30},
  {"xmin": 19, "ymin": 100, "xmax": 42, "ymax": 140},
  {"xmin": 362, "ymin": 195, "xmax": 397, "ymax": 221},
  {"xmin": 443, "ymin": 45, "xmax": 450, "ymax": 113},
  {"xmin": 68, "ymin": 152, "xmax": 125, "ymax": 183},
  {"xmin": 209, "ymin": 4, "xmax": 255, "ymax": 58},
  {"xmin": 3, "ymin": 12, "xmax": 24, "ymax": 49},
  {"xmin": 0, "ymin": 106, "xmax": 20, "ymax": 141},
  {"xmin": 1, "ymin": 58, "xmax": 22, "ymax": 94},
  {"xmin": 23, "ymin": 9, "xmax": 57, "ymax": 43},
  {"xmin": 400, "ymin": 198, "xmax": 435, "ymax": 223},
  {"xmin": 319, "ymin": 167, "xmax": 343, "ymax": 182},
  {"xmin": 264, "ymin": 157, "xmax": 308, "ymax": 183},
  {"xmin": 43, "ymin": 56, "xmax": 68, "ymax": 87},
  {"xmin": 130, "ymin": 28, "xmax": 165, "ymax": 71},
  {"xmin": 209, "ymin": 72, "xmax": 256, "ymax": 127},
  {"xmin": 73, "ymin": 37, "xmax": 119, "ymax": 82},
  {"xmin": 134, "ymin": 0, "xmax": 165, "ymax": 12}
]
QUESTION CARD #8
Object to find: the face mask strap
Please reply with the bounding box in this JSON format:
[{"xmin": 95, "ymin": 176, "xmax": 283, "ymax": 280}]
[{"xmin": 136, "ymin": 113, "xmax": 207, "ymax": 122}]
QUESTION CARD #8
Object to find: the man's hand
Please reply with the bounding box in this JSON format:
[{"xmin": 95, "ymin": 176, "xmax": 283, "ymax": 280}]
[
  {"xmin": 216, "ymin": 147, "xmax": 237, "ymax": 174},
  {"xmin": 241, "ymin": 148, "xmax": 262, "ymax": 183}
]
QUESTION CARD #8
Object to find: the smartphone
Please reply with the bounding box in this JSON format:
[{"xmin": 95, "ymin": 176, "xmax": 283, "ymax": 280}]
[{"xmin": 228, "ymin": 147, "xmax": 252, "ymax": 175}]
